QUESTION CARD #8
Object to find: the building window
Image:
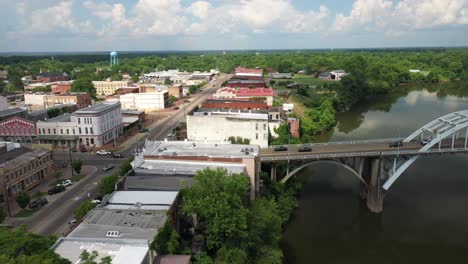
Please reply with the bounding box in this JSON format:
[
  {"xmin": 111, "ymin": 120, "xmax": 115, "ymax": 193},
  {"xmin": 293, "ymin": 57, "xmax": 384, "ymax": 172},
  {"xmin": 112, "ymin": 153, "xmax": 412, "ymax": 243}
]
[
  {"xmin": 48, "ymin": 129, "xmax": 51, "ymax": 134},
  {"xmin": 67, "ymin": 129, "xmax": 69, "ymax": 134},
  {"xmin": 255, "ymin": 124, "xmax": 258, "ymax": 130},
  {"xmin": 264, "ymin": 133, "xmax": 268, "ymax": 140},
  {"xmin": 60, "ymin": 129, "xmax": 63, "ymax": 134},
  {"xmin": 78, "ymin": 118, "xmax": 81, "ymax": 124},
  {"xmin": 90, "ymin": 128, "xmax": 93, "ymax": 134},
  {"xmin": 38, "ymin": 129, "xmax": 41, "ymax": 135},
  {"xmin": 53, "ymin": 129, "xmax": 56, "ymax": 134},
  {"xmin": 256, "ymin": 133, "xmax": 258, "ymax": 140},
  {"xmin": 90, "ymin": 138, "xmax": 94, "ymax": 144},
  {"xmin": 43, "ymin": 129, "xmax": 46, "ymax": 134},
  {"xmin": 85, "ymin": 127, "xmax": 88, "ymax": 134},
  {"xmin": 263, "ymin": 124, "xmax": 267, "ymax": 130},
  {"xmin": 79, "ymin": 128, "xmax": 82, "ymax": 134}
]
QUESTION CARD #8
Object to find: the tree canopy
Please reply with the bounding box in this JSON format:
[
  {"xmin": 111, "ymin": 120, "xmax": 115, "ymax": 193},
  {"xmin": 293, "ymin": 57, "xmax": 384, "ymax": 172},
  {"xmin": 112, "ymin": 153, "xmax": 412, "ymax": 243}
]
[{"xmin": 70, "ymin": 77, "xmax": 96, "ymax": 98}]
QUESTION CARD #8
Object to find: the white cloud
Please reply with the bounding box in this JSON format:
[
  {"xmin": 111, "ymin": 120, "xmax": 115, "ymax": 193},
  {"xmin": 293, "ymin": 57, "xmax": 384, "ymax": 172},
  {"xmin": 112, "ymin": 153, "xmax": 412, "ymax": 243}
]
[
  {"xmin": 29, "ymin": 1, "xmax": 77, "ymax": 33},
  {"xmin": 332, "ymin": 0, "xmax": 393, "ymax": 32},
  {"xmin": 188, "ymin": 1, "xmax": 212, "ymax": 19}
]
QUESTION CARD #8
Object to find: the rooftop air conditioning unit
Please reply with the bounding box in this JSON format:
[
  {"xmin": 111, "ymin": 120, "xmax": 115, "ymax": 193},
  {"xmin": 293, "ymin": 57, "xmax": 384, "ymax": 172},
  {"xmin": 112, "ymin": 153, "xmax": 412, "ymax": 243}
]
[{"xmin": 106, "ymin": 231, "xmax": 120, "ymax": 237}]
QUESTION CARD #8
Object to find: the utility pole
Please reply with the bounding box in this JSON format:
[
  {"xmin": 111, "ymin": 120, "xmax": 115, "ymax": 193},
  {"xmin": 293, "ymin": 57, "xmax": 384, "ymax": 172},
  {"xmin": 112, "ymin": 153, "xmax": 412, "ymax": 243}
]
[{"xmin": 69, "ymin": 147, "xmax": 74, "ymax": 176}]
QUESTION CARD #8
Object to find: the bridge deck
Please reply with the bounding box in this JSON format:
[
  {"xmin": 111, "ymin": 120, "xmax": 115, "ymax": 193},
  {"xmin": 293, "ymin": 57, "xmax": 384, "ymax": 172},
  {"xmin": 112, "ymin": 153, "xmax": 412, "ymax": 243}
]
[{"xmin": 260, "ymin": 139, "xmax": 468, "ymax": 161}]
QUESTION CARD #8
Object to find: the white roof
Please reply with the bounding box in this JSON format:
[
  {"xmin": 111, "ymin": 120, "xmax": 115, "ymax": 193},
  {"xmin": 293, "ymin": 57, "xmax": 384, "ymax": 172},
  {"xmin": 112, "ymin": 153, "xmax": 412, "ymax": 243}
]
[
  {"xmin": 53, "ymin": 238, "xmax": 149, "ymax": 264},
  {"xmin": 107, "ymin": 191, "xmax": 178, "ymax": 207}
]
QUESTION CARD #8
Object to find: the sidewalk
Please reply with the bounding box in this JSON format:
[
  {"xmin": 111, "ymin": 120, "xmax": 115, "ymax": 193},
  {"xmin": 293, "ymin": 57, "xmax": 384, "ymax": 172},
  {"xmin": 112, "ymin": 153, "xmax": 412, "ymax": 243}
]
[{"xmin": 4, "ymin": 165, "xmax": 97, "ymax": 221}]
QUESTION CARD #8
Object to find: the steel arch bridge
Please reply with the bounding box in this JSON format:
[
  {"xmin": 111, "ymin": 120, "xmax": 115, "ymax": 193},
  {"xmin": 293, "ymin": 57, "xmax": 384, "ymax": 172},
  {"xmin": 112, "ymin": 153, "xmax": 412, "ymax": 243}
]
[{"xmin": 262, "ymin": 110, "xmax": 468, "ymax": 212}]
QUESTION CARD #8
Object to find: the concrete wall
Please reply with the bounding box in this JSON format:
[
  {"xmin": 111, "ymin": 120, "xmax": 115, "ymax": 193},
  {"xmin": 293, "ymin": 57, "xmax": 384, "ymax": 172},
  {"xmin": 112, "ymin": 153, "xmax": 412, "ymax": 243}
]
[
  {"xmin": 120, "ymin": 92, "xmax": 167, "ymax": 112},
  {"xmin": 187, "ymin": 115, "xmax": 269, "ymax": 147},
  {"xmin": 0, "ymin": 96, "xmax": 8, "ymax": 111},
  {"xmin": 24, "ymin": 94, "xmax": 45, "ymax": 106}
]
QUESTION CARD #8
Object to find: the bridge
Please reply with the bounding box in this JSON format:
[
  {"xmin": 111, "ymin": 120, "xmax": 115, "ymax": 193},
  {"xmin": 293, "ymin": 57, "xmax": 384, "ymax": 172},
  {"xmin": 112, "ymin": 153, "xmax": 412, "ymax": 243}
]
[{"xmin": 260, "ymin": 110, "xmax": 468, "ymax": 213}]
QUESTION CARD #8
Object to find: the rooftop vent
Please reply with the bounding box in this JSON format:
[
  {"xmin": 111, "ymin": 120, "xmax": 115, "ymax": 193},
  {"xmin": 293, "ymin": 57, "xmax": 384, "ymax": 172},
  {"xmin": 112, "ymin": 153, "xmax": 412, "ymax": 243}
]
[{"xmin": 106, "ymin": 231, "xmax": 120, "ymax": 237}]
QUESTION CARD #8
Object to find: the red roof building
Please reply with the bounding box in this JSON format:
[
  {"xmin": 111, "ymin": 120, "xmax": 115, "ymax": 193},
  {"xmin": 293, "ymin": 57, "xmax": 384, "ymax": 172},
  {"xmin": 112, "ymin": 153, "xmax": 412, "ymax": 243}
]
[
  {"xmin": 51, "ymin": 81, "xmax": 73, "ymax": 94},
  {"xmin": 202, "ymin": 99, "xmax": 268, "ymax": 110},
  {"xmin": 236, "ymin": 88, "xmax": 276, "ymax": 97},
  {"xmin": 0, "ymin": 117, "xmax": 37, "ymax": 143}
]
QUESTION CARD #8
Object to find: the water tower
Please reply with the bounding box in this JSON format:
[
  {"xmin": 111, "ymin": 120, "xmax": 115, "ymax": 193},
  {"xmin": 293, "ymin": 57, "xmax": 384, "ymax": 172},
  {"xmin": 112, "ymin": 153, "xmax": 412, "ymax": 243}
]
[{"xmin": 110, "ymin": 51, "xmax": 119, "ymax": 66}]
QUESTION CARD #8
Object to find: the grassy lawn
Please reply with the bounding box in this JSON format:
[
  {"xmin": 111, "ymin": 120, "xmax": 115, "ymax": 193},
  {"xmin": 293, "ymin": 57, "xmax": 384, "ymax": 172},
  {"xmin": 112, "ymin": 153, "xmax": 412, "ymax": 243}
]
[
  {"xmin": 31, "ymin": 192, "xmax": 46, "ymax": 199},
  {"xmin": 71, "ymin": 174, "xmax": 85, "ymax": 182},
  {"xmin": 15, "ymin": 208, "xmax": 39, "ymax": 218}
]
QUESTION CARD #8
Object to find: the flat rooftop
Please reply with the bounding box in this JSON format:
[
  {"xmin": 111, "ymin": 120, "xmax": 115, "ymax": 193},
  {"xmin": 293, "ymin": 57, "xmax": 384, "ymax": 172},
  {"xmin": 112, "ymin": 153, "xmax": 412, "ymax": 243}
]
[
  {"xmin": 139, "ymin": 140, "xmax": 259, "ymax": 159},
  {"xmin": 194, "ymin": 108, "xmax": 268, "ymax": 120},
  {"xmin": 104, "ymin": 190, "xmax": 178, "ymax": 210},
  {"xmin": 76, "ymin": 102, "xmax": 120, "ymax": 114},
  {"xmin": 43, "ymin": 113, "xmax": 72, "ymax": 122},
  {"xmin": 0, "ymin": 107, "xmax": 27, "ymax": 117},
  {"xmin": 124, "ymin": 175, "xmax": 194, "ymax": 191},
  {"xmin": 0, "ymin": 148, "xmax": 50, "ymax": 171},
  {"xmin": 0, "ymin": 147, "xmax": 31, "ymax": 165},
  {"xmin": 53, "ymin": 238, "xmax": 149, "ymax": 264}
]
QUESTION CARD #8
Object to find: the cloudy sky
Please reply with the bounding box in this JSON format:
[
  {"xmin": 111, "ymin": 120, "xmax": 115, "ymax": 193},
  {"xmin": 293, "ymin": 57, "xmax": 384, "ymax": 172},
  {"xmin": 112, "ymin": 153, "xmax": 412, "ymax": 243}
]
[{"xmin": 1, "ymin": 0, "xmax": 467, "ymax": 52}]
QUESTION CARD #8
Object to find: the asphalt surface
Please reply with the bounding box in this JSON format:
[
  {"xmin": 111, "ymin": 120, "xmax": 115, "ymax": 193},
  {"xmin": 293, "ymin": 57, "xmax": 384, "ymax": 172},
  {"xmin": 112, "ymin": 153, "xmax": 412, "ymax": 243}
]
[
  {"xmin": 23, "ymin": 74, "xmax": 230, "ymax": 236},
  {"xmin": 260, "ymin": 139, "xmax": 468, "ymax": 159}
]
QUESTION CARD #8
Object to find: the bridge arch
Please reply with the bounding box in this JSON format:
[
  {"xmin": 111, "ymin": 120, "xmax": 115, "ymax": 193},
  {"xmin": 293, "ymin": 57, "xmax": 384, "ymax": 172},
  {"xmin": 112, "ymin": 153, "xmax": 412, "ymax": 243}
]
[
  {"xmin": 280, "ymin": 160, "xmax": 367, "ymax": 185},
  {"xmin": 383, "ymin": 110, "xmax": 468, "ymax": 190}
]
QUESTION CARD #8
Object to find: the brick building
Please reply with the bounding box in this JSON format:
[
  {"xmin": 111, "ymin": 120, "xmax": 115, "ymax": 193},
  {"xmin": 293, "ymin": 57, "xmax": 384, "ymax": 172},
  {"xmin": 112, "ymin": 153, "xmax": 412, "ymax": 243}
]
[
  {"xmin": 288, "ymin": 117, "xmax": 300, "ymax": 138},
  {"xmin": 0, "ymin": 117, "xmax": 37, "ymax": 143},
  {"xmin": 115, "ymin": 87, "xmax": 139, "ymax": 95},
  {"xmin": 51, "ymin": 81, "xmax": 73, "ymax": 94},
  {"xmin": 36, "ymin": 72, "xmax": 69, "ymax": 83},
  {"xmin": 44, "ymin": 93, "xmax": 92, "ymax": 109},
  {"xmin": 202, "ymin": 99, "xmax": 268, "ymax": 110}
]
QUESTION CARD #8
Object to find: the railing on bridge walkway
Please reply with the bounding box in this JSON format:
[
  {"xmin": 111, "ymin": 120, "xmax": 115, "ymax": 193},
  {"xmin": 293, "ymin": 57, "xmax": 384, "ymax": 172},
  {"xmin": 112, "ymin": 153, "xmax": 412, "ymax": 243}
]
[
  {"xmin": 266, "ymin": 138, "xmax": 404, "ymax": 149},
  {"xmin": 260, "ymin": 146, "xmax": 468, "ymax": 161}
]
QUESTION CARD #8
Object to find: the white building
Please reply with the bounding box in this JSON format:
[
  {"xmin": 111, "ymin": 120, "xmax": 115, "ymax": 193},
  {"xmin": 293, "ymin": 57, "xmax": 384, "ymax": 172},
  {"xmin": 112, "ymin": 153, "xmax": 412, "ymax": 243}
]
[
  {"xmin": 24, "ymin": 93, "xmax": 46, "ymax": 107},
  {"xmin": 119, "ymin": 91, "xmax": 168, "ymax": 112},
  {"xmin": 75, "ymin": 102, "xmax": 123, "ymax": 147},
  {"xmin": 0, "ymin": 96, "xmax": 8, "ymax": 111},
  {"xmin": 92, "ymin": 81, "xmax": 130, "ymax": 96},
  {"xmin": 36, "ymin": 114, "xmax": 79, "ymax": 148},
  {"xmin": 187, "ymin": 109, "xmax": 269, "ymax": 148}
]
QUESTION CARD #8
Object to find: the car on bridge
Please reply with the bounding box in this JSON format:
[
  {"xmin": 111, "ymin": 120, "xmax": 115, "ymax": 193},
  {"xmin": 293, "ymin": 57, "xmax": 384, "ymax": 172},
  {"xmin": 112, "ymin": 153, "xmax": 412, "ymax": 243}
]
[
  {"xmin": 96, "ymin": 150, "xmax": 112, "ymax": 155},
  {"xmin": 298, "ymin": 146, "xmax": 312, "ymax": 152},
  {"xmin": 389, "ymin": 140, "xmax": 403, "ymax": 148},
  {"xmin": 273, "ymin": 146, "xmax": 288, "ymax": 151}
]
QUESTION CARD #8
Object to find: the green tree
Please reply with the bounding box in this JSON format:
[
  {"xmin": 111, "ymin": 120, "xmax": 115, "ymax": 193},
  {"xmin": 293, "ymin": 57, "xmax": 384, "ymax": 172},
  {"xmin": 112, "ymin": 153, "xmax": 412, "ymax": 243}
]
[
  {"xmin": 72, "ymin": 159, "xmax": 83, "ymax": 174},
  {"xmin": 248, "ymin": 198, "xmax": 282, "ymax": 250},
  {"xmin": 47, "ymin": 108, "xmax": 62, "ymax": 118},
  {"xmin": 150, "ymin": 219, "xmax": 180, "ymax": 255},
  {"xmin": 70, "ymin": 77, "xmax": 96, "ymax": 98},
  {"xmin": 15, "ymin": 191, "xmax": 31, "ymax": 209},
  {"xmin": 132, "ymin": 75, "xmax": 140, "ymax": 83},
  {"xmin": 31, "ymin": 86, "xmax": 51, "ymax": 93},
  {"xmin": 120, "ymin": 156, "xmax": 134, "ymax": 176},
  {"xmin": 74, "ymin": 200, "xmax": 97, "ymax": 221},
  {"xmin": 164, "ymin": 77, "xmax": 173, "ymax": 85},
  {"xmin": 216, "ymin": 246, "xmax": 248, "ymax": 264},
  {"xmin": 98, "ymin": 174, "xmax": 118, "ymax": 196},
  {"xmin": 111, "ymin": 74, "xmax": 123, "ymax": 81},
  {"xmin": 79, "ymin": 250, "xmax": 112, "ymax": 264},
  {"xmin": 227, "ymin": 136, "xmax": 251, "ymax": 144},
  {"xmin": 182, "ymin": 168, "xmax": 250, "ymax": 250},
  {"xmin": 168, "ymin": 95, "xmax": 177, "ymax": 106}
]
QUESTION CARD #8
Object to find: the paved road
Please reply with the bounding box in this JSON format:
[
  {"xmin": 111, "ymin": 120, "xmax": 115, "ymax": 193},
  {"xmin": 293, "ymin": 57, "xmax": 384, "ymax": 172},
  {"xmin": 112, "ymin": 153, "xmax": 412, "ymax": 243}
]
[
  {"xmin": 260, "ymin": 139, "xmax": 468, "ymax": 160},
  {"xmin": 22, "ymin": 165, "xmax": 110, "ymax": 235}
]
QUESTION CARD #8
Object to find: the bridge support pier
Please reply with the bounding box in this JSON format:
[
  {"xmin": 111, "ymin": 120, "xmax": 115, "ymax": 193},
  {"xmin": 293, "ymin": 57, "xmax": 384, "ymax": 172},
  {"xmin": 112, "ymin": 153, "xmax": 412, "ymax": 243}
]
[
  {"xmin": 271, "ymin": 163, "xmax": 277, "ymax": 183},
  {"xmin": 366, "ymin": 158, "xmax": 383, "ymax": 213}
]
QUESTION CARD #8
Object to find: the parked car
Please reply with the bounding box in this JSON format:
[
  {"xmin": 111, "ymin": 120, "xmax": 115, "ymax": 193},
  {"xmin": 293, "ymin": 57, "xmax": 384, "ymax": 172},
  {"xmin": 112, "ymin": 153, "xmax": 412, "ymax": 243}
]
[
  {"xmin": 139, "ymin": 128, "xmax": 149, "ymax": 133},
  {"xmin": 389, "ymin": 140, "xmax": 403, "ymax": 148},
  {"xmin": 68, "ymin": 218, "xmax": 77, "ymax": 228},
  {"xmin": 48, "ymin": 185, "xmax": 65, "ymax": 195},
  {"xmin": 112, "ymin": 153, "xmax": 123, "ymax": 158},
  {"xmin": 298, "ymin": 146, "xmax": 312, "ymax": 152},
  {"xmin": 61, "ymin": 180, "xmax": 73, "ymax": 187},
  {"xmin": 96, "ymin": 150, "xmax": 112, "ymax": 155},
  {"xmin": 103, "ymin": 164, "xmax": 115, "ymax": 171},
  {"xmin": 28, "ymin": 198, "xmax": 48, "ymax": 209},
  {"xmin": 273, "ymin": 146, "xmax": 288, "ymax": 151}
]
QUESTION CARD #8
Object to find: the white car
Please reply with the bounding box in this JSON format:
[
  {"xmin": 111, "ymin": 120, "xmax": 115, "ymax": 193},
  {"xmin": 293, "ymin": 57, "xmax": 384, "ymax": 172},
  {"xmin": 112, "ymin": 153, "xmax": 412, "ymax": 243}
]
[
  {"xmin": 91, "ymin": 199, "xmax": 101, "ymax": 204},
  {"xmin": 96, "ymin": 150, "xmax": 111, "ymax": 155},
  {"xmin": 61, "ymin": 180, "xmax": 73, "ymax": 187}
]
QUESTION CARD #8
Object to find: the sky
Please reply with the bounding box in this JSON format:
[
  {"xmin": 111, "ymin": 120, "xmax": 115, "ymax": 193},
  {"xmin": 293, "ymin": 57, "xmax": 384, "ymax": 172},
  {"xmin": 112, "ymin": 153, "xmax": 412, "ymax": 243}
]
[{"xmin": 0, "ymin": 0, "xmax": 467, "ymax": 52}]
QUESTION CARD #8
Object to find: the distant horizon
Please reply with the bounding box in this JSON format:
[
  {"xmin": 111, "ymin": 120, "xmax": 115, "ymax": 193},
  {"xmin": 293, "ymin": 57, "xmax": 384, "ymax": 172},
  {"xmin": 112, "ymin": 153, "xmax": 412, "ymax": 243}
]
[{"xmin": 1, "ymin": 45, "xmax": 468, "ymax": 56}]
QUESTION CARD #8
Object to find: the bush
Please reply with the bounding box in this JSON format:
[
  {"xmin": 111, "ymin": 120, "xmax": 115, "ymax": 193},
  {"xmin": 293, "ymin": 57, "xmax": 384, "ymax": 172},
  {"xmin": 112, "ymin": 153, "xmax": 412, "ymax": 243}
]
[
  {"xmin": 120, "ymin": 156, "xmax": 134, "ymax": 176},
  {"xmin": 216, "ymin": 246, "xmax": 248, "ymax": 264},
  {"xmin": 98, "ymin": 174, "xmax": 119, "ymax": 196},
  {"xmin": 15, "ymin": 191, "xmax": 31, "ymax": 209},
  {"xmin": 74, "ymin": 200, "xmax": 96, "ymax": 221},
  {"xmin": 150, "ymin": 219, "xmax": 180, "ymax": 255},
  {"xmin": 72, "ymin": 160, "xmax": 83, "ymax": 174}
]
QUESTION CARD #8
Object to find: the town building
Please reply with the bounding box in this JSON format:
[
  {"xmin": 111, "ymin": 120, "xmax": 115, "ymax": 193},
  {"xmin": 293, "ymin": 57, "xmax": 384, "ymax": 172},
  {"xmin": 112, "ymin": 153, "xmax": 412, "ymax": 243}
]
[
  {"xmin": 28, "ymin": 104, "xmax": 77, "ymax": 122},
  {"xmin": 0, "ymin": 147, "xmax": 53, "ymax": 216},
  {"xmin": 44, "ymin": 93, "xmax": 92, "ymax": 109},
  {"xmin": 319, "ymin": 70, "xmax": 347, "ymax": 81},
  {"xmin": 269, "ymin": 72, "xmax": 293, "ymax": 79},
  {"xmin": 115, "ymin": 87, "xmax": 139, "ymax": 95},
  {"xmin": 0, "ymin": 107, "xmax": 28, "ymax": 122},
  {"xmin": 0, "ymin": 117, "xmax": 36, "ymax": 144},
  {"xmin": 0, "ymin": 96, "xmax": 8, "ymax": 111},
  {"xmin": 25, "ymin": 93, "xmax": 92, "ymax": 109},
  {"xmin": 201, "ymin": 99, "xmax": 268, "ymax": 110},
  {"xmin": 226, "ymin": 79, "xmax": 266, "ymax": 88},
  {"xmin": 51, "ymin": 81, "xmax": 73, "ymax": 94},
  {"xmin": 92, "ymin": 81, "xmax": 131, "ymax": 96},
  {"xmin": 0, "ymin": 70, "xmax": 8, "ymax": 80},
  {"xmin": 36, "ymin": 72, "xmax": 69, "ymax": 83},
  {"xmin": 288, "ymin": 117, "xmax": 301, "ymax": 138},
  {"xmin": 122, "ymin": 110, "xmax": 145, "ymax": 128},
  {"xmin": 268, "ymin": 107, "xmax": 283, "ymax": 138},
  {"xmin": 119, "ymin": 92, "xmax": 168, "ymax": 112},
  {"xmin": 53, "ymin": 190, "xmax": 179, "ymax": 264},
  {"xmin": 138, "ymin": 85, "xmax": 168, "ymax": 93},
  {"xmin": 168, "ymin": 85, "xmax": 183, "ymax": 98},
  {"xmin": 212, "ymin": 87, "xmax": 237, "ymax": 99},
  {"xmin": 234, "ymin": 66, "xmax": 263, "ymax": 78},
  {"xmin": 36, "ymin": 114, "xmax": 79, "ymax": 149},
  {"xmin": 235, "ymin": 88, "xmax": 276, "ymax": 106},
  {"xmin": 75, "ymin": 102, "xmax": 123, "ymax": 147},
  {"xmin": 185, "ymin": 76, "xmax": 208, "ymax": 86},
  {"xmin": 187, "ymin": 108, "xmax": 269, "ymax": 148}
]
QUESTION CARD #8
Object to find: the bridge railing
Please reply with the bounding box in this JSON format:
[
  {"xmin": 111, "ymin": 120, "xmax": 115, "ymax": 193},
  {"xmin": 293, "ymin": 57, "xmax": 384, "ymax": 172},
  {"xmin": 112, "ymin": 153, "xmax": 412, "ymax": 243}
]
[
  {"xmin": 260, "ymin": 146, "xmax": 468, "ymax": 161},
  {"xmin": 267, "ymin": 138, "xmax": 405, "ymax": 149}
]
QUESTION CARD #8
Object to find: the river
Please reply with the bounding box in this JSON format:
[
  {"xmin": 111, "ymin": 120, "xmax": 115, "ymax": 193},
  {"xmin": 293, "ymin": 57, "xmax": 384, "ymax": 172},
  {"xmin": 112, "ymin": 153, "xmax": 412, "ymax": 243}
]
[{"xmin": 282, "ymin": 82, "xmax": 468, "ymax": 264}]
